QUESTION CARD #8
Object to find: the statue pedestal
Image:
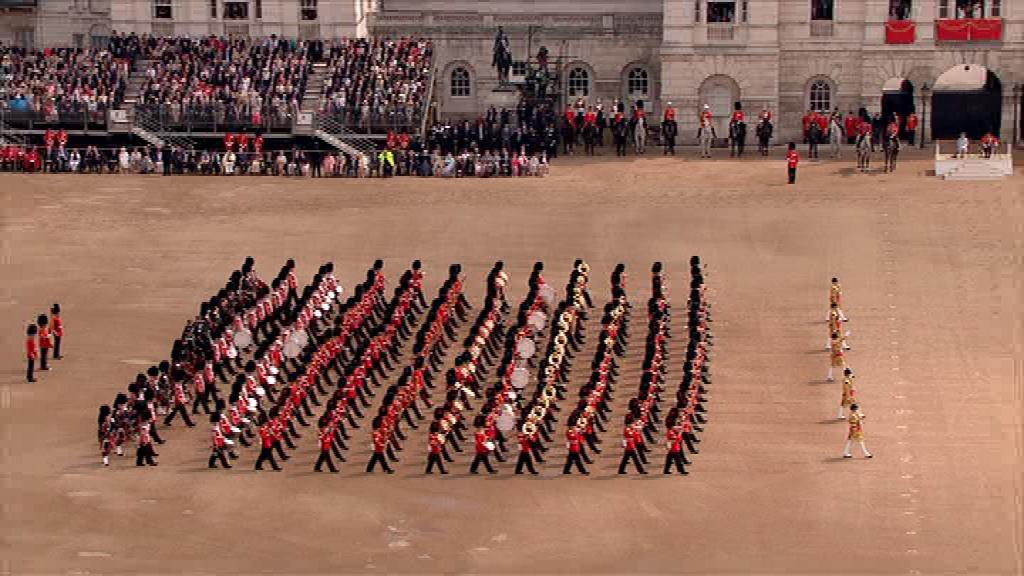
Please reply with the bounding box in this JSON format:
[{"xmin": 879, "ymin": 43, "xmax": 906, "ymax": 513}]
[{"xmin": 484, "ymin": 85, "xmax": 521, "ymax": 110}]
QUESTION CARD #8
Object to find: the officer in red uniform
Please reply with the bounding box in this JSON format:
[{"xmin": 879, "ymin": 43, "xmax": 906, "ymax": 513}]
[
  {"xmin": 786, "ymin": 142, "xmax": 800, "ymax": 184},
  {"xmin": 905, "ymin": 112, "xmax": 918, "ymax": 146},
  {"xmin": 514, "ymin": 424, "xmax": 540, "ymax": 475},
  {"xmin": 617, "ymin": 415, "xmax": 648, "ymax": 474},
  {"xmin": 49, "ymin": 303, "xmax": 63, "ymax": 359},
  {"xmin": 425, "ymin": 421, "xmax": 448, "ymax": 474},
  {"xmin": 36, "ymin": 314, "xmax": 52, "ymax": 371},
  {"xmin": 237, "ymin": 133, "xmax": 250, "ymax": 154},
  {"xmin": 469, "ymin": 418, "xmax": 497, "ymax": 474},
  {"xmin": 25, "ymin": 324, "xmax": 38, "ymax": 382},
  {"xmin": 254, "ymin": 415, "xmax": 282, "ymax": 471},
  {"xmin": 224, "ymin": 133, "xmax": 235, "ymax": 152},
  {"xmin": 208, "ymin": 412, "xmax": 232, "ymax": 468},
  {"xmin": 663, "ymin": 418, "xmax": 689, "ymax": 475},
  {"xmin": 366, "ymin": 416, "xmax": 395, "ymax": 473},
  {"xmin": 314, "ymin": 416, "xmax": 339, "ymax": 472},
  {"xmin": 163, "ymin": 370, "xmax": 196, "ymax": 427},
  {"xmin": 845, "ymin": 111, "xmax": 858, "ymax": 145},
  {"xmin": 562, "ymin": 420, "xmax": 589, "ymax": 475}
]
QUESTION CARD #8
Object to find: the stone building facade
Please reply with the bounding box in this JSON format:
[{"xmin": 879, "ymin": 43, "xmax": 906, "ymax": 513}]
[{"xmin": 5, "ymin": 0, "xmax": 1023, "ymax": 142}]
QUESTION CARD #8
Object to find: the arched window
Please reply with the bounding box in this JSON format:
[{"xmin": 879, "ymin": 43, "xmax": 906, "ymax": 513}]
[
  {"xmin": 568, "ymin": 67, "xmax": 590, "ymax": 98},
  {"xmin": 450, "ymin": 67, "xmax": 471, "ymax": 97},
  {"xmin": 627, "ymin": 68, "xmax": 649, "ymax": 98},
  {"xmin": 809, "ymin": 79, "xmax": 832, "ymax": 112}
]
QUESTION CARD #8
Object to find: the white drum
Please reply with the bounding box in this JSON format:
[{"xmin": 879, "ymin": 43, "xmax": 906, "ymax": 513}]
[
  {"xmin": 539, "ymin": 284, "xmax": 556, "ymax": 305},
  {"xmin": 233, "ymin": 329, "xmax": 253, "ymax": 349},
  {"xmin": 515, "ymin": 338, "xmax": 536, "ymax": 359},
  {"xmin": 497, "ymin": 411, "xmax": 516, "ymax": 432},
  {"xmin": 283, "ymin": 340, "xmax": 302, "ymax": 359},
  {"xmin": 527, "ymin": 310, "xmax": 546, "ymax": 331},
  {"xmin": 511, "ymin": 367, "xmax": 529, "ymax": 389}
]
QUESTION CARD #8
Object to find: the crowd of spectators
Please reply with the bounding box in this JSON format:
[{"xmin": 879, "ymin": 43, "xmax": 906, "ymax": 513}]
[
  {"xmin": 0, "ymin": 142, "xmax": 548, "ymax": 178},
  {"xmin": 2, "ymin": 33, "xmax": 433, "ymax": 133},
  {"xmin": 318, "ymin": 38, "xmax": 432, "ymax": 132},
  {"xmin": 136, "ymin": 35, "xmax": 314, "ymax": 129},
  {"xmin": 0, "ymin": 32, "xmax": 141, "ymax": 121},
  {"xmin": 427, "ymin": 101, "xmax": 560, "ymax": 159}
]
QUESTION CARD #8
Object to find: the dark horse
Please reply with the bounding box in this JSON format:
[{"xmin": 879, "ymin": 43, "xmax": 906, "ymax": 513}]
[
  {"xmin": 883, "ymin": 130, "xmax": 900, "ymax": 173},
  {"xmin": 729, "ymin": 120, "xmax": 747, "ymax": 157},
  {"xmin": 755, "ymin": 119, "xmax": 773, "ymax": 156}
]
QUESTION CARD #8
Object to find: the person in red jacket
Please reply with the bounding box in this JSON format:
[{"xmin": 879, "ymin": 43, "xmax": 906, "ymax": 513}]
[
  {"xmin": 663, "ymin": 418, "xmax": 690, "ymax": 475},
  {"xmin": 36, "ymin": 314, "xmax": 52, "ymax": 371},
  {"xmin": 514, "ymin": 422, "xmax": 539, "ymax": 475},
  {"xmin": 905, "ymin": 112, "xmax": 918, "ymax": 146},
  {"xmin": 254, "ymin": 415, "xmax": 282, "ymax": 471},
  {"xmin": 25, "ymin": 324, "xmax": 38, "ymax": 382},
  {"xmin": 366, "ymin": 416, "xmax": 395, "ymax": 473},
  {"xmin": 49, "ymin": 303, "xmax": 63, "ymax": 359},
  {"xmin": 844, "ymin": 111, "xmax": 858, "ymax": 145},
  {"xmin": 314, "ymin": 416, "xmax": 339, "ymax": 473},
  {"xmin": 617, "ymin": 415, "xmax": 648, "ymax": 474},
  {"xmin": 562, "ymin": 419, "xmax": 589, "ymax": 475},
  {"xmin": 208, "ymin": 412, "xmax": 232, "ymax": 469},
  {"xmin": 424, "ymin": 421, "xmax": 448, "ymax": 474},
  {"xmin": 786, "ymin": 142, "xmax": 800, "ymax": 184},
  {"xmin": 469, "ymin": 419, "xmax": 497, "ymax": 474}
]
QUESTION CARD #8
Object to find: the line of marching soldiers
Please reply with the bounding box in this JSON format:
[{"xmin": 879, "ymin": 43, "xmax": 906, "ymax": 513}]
[
  {"xmin": 826, "ymin": 277, "xmax": 872, "ymax": 459},
  {"xmin": 97, "ymin": 257, "xmax": 291, "ymax": 466},
  {"xmin": 241, "ymin": 260, "xmax": 431, "ymax": 471}
]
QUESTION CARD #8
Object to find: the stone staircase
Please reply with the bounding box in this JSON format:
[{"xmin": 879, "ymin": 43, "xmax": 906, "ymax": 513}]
[
  {"xmin": 935, "ymin": 142, "xmax": 1013, "ymax": 181},
  {"xmin": 314, "ymin": 115, "xmax": 375, "ymax": 166},
  {"xmin": 301, "ymin": 62, "xmax": 329, "ymax": 115},
  {"xmin": 121, "ymin": 58, "xmax": 153, "ymax": 116}
]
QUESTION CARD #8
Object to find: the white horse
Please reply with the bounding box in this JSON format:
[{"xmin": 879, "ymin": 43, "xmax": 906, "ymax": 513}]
[
  {"xmin": 856, "ymin": 135, "xmax": 872, "ymax": 172},
  {"xmin": 633, "ymin": 114, "xmax": 648, "ymax": 155},
  {"xmin": 698, "ymin": 117, "xmax": 716, "ymax": 158},
  {"xmin": 829, "ymin": 117, "xmax": 843, "ymax": 158}
]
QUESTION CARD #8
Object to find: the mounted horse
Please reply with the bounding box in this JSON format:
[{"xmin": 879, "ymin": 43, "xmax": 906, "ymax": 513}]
[
  {"xmin": 698, "ymin": 116, "xmax": 716, "ymax": 158},
  {"xmin": 756, "ymin": 119, "xmax": 773, "ymax": 156},
  {"xmin": 632, "ymin": 112, "xmax": 648, "ymax": 155},
  {"xmin": 883, "ymin": 130, "xmax": 900, "ymax": 173},
  {"xmin": 856, "ymin": 134, "xmax": 872, "ymax": 172}
]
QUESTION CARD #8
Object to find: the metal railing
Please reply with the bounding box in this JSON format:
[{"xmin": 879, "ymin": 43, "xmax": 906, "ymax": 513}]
[
  {"xmin": 133, "ymin": 105, "xmax": 293, "ymax": 135},
  {"xmin": 707, "ymin": 23, "xmax": 736, "ymax": 41},
  {"xmin": 0, "ymin": 107, "xmax": 109, "ymax": 131},
  {"xmin": 316, "ymin": 115, "xmax": 378, "ymax": 156},
  {"xmin": 810, "ymin": 20, "xmax": 835, "ymax": 37}
]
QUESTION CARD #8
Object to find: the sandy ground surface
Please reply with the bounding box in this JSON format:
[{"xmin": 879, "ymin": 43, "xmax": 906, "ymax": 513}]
[{"xmin": 0, "ymin": 148, "xmax": 1022, "ymax": 574}]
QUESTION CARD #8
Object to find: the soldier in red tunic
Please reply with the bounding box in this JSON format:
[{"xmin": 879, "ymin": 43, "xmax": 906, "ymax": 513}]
[
  {"xmin": 469, "ymin": 417, "xmax": 497, "ymax": 474},
  {"xmin": 618, "ymin": 414, "xmax": 648, "ymax": 474},
  {"xmin": 254, "ymin": 414, "xmax": 282, "ymax": 471},
  {"xmin": 424, "ymin": 421, "xmax": 448, "ymax": 474},
  {"xmin": 663, "ymin": 415, "xmax": 689, "ymax": 475},
  {"xmin": 135, "ymin": 407, "xmax": 158, "ymax": 466},
  {"xmin": 514, "ymin": 421, "xmax": 540, "ymax": 475},
  {"xmin": 163, "ymin": 370, "xmax": 196, "ymax": 427},
  {"xmin": 314, "ymin": 416, "xmax": 339, "ymax": 473},
  {"xmin": 562, "ymin": 421, "xmax": 589, "ymax": 475},
  {"xmin": 208, "ymin": 412, "xmax": 233, "ymax": 469},
  {"xmin": 366, "ymin": 416, "xmax": 395, "ymax": 473},
  {"xmin": 50, "ymin": 303, "xmax": 64, "ymax": 359},
  {"xmin": 36, "ymin": 314, "xmax": 52, "ymax": 371},
  {"xmin": 25, "ymin": 324, "xmax": 38, "ymax": 382}
]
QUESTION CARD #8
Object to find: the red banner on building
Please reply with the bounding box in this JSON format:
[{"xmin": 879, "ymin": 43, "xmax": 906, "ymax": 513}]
[
  {"xmin": 885, "ymin": 20, "xmax": 916, "ymax": 44},
  {"xmin": 936, "ymin": 19, "xmax": 970, "ymax": 41},
  {"xmin": 969, "ymin": 18, "xmax": 1002, "ymax": 41},
  {"xmin": 936, "ymin": 18, "xmax": 1002, "ymax": 42}
]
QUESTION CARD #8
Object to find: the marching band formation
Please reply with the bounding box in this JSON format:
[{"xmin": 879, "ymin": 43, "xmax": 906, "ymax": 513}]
[
  {"xmin": 826, "ymin": 277, "xmax": 873, "ymax": 459},
  {"xmin": 89, "ymin": 256, "xmax": 716, "ymax": 475}
]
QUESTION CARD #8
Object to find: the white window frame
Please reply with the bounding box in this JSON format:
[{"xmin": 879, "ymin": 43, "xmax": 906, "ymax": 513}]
[
  {"xmin": 300, "ymin": 0, "xmax": 318, "ymax": 21},
  {"xmin": 450, "ymin": 67, "xmax": 471, "ymax": 98},
  {"xmin": 809, "ymin": 79, "xmax": 832, "ymax": 112},
  {"xmin": 811, "ymin": 0, "xmax": 835, "ymax": 21},
  {"xmin": 627, "ymin": 68, "xmax": 649, "ymax": 99},
  {"xmin": 567, "ymin": 67, "xmax": 590, "ymax": 98},
  {"xmin": 153, "ymin": 0, "xmax": 173, "ymax": 20}
]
